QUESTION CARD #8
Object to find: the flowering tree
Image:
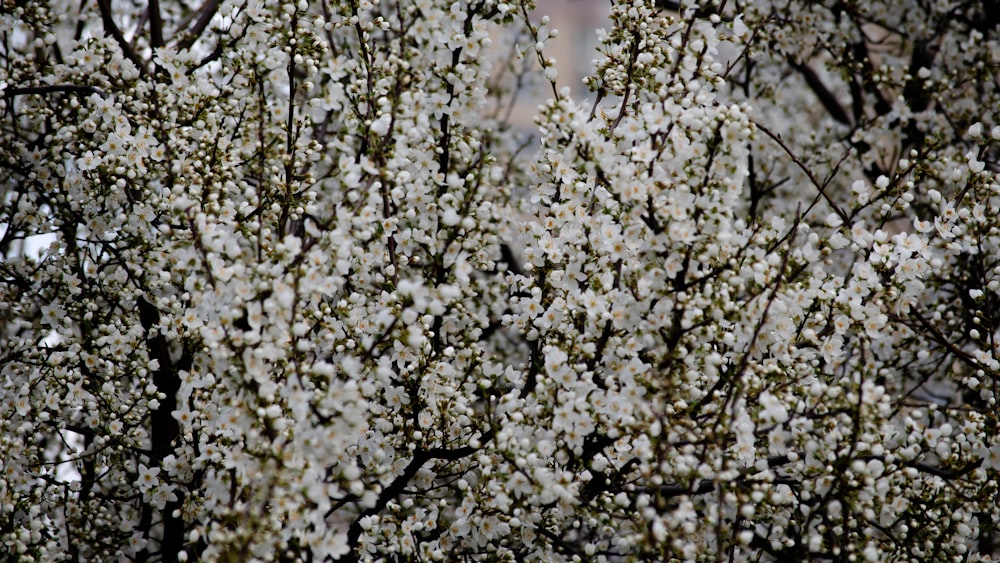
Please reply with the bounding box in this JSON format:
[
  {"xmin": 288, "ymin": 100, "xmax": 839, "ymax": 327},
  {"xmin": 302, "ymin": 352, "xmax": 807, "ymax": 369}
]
[{"xmin": 1, "ymin": 0, "xmax": 999, "ymax": 560}]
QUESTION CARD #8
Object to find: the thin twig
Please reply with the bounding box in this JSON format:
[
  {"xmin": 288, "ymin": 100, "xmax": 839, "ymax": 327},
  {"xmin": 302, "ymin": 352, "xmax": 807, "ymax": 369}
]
[{"xmin": 752, "ymin": 120, "xmax": 850, "ymax": 224}]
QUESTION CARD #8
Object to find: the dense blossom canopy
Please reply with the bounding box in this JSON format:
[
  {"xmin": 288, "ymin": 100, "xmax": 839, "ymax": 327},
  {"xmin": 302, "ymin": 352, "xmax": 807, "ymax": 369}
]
[{"xmin": 1, "ymin": 0, "xmax": 999, "ymax": 561}]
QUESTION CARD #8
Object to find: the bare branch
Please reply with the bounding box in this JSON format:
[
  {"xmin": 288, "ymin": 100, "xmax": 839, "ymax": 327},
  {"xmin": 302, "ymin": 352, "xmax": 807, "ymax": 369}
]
[
  {"xmin": 792, "ymin": 62, "xmax": 852, "ymax": 126},
  {"xmin": 148, "ymin": 0, "xmax": 164, "ymax": 49},
  {"xmin": 752, "ymin": 120, "xmax": 850, "ymax": 224}
]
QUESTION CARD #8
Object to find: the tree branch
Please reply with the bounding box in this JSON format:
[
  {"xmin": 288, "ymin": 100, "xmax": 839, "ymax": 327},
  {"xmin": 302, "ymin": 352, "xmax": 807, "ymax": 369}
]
[
  {"xmin": 148, "ymin": 0, "xmax": 164, "ymax": 49},
  {"xmin": 4, "ymin": 84, "xmax": 106, "ymax": 99},
  {"xmin": 791, "ymin": 62, "xmax": 852, "ymax": 126},
  {"xmin": 175, "ymin": 0, "xmax": 219, "ymax": 50},
  {"xmin": 752, "ymin": 121, "xmax": 849, "ymax": 224},
  {"xmin": 96, "ymin": 0, "xmax": 146, "ymax": 72},
  {"xmin": 345, "ymin": 429, "xmax": 496, "ymax": 555}
]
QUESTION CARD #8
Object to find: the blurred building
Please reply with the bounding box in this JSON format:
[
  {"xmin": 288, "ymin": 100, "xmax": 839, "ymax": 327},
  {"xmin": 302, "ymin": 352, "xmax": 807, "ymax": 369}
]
[{"xmin": 505, "ymin": 0, "xmax": 613, "ymax": 127}]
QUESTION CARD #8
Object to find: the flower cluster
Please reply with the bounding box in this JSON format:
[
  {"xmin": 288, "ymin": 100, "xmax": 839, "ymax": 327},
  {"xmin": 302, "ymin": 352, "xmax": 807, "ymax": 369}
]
[{"xmin": 1, "ymin": 0, "xmax": 999, "ymax": 561}]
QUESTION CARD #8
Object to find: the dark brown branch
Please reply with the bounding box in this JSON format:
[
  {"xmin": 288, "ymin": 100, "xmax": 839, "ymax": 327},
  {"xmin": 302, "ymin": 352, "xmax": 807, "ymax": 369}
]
[
  {"xmin": 4, "ymin": 84, "xmax": 105, "ymax": 99},
  {"xmin": 95, "ymin": 0, "xmax": 147, "ymax": 72},
  {"xmin": 792, "ymin": 62, "xmax": 852, "ymax": 126},
  {"xmin": 519, "ymin": 339, "xmax": 542, "ymax": 399},
  {"xmin": 752, "ymin": 121, "xmax": 850, "ymax": 224},
  {"xmin": 345, "ymin": 429, "xmax": 495, "ymax": 554},
  {"xmin": 136, "ymin": 295, "xmax": 190, "ymax": 563},
  {"xmin": 148, "ymin": 0, "xmax": 164, "ymax": 49},
  {"xmin": 911, "ymin": 459, "xmax": 982, "ymax": 480},
  {"xmin": 906, "ymin": 309, "xmax": 983, "ymax": 372},
  {"xmin": 177, "ymin": 0, "xmax": 220, "ymax": 51},
  {"xmin": 902, "ymin": 39, "xmax": 939, "ymax": 114},
  {"xmin": 847, "ymin": 40, "xmax": 892, "ymax": 116}
]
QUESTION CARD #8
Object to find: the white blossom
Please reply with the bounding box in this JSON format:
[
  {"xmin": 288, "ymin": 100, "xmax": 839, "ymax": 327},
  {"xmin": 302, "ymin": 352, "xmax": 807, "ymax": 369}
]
[{"xmin": 2, "ymin": 0, "xmax": 999, "ymax": 561}]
